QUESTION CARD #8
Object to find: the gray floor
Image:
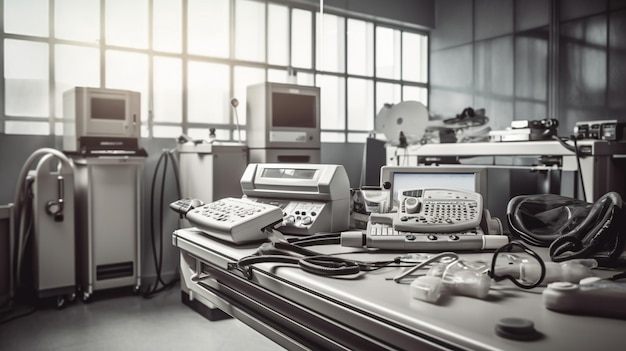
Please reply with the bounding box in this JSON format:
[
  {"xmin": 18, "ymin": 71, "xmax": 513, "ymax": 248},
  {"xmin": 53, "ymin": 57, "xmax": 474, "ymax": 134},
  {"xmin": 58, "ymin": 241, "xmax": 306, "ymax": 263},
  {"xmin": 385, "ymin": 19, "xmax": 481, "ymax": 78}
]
[{"xmin": 0, "ymin": 283, "xmax": 284, "ymax": 351}]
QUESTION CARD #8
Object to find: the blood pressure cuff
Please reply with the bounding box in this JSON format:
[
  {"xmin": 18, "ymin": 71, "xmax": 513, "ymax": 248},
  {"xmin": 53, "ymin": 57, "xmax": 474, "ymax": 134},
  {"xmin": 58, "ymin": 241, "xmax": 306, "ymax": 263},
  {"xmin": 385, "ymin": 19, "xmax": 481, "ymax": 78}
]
[{"xmin": 507, "ymin": 192, "xmax": 626, "ymax": 267}]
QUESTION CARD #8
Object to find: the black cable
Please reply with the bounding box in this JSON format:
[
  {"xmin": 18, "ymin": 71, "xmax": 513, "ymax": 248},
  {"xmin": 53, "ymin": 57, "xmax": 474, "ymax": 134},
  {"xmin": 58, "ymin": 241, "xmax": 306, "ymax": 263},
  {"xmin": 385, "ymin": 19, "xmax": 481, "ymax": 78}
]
[
  {"xmin": 236, "ymin": 236, "xmax": 407, "ymax": 278},
  {"xmin": 488, "ymin": 241, "xmax": 546, "ymax": 289},
  {"xmin": 552, "ymin": 135, "xmax": 587, "ymax": 202},
  {"xmin": 156, "ymin": 153, "xmax": 168, "ymax": 284},
  {"xmin": 143, "ymin": 149, "xmax": 181, "ymax": 298},
  {"xmin": 570, "ymin": 136, "xmax": 587, "ymax": 202},
  {"xmin": 167, "ymin": 150, "xmax": 182, "ymax": 196},
  {"xmin": 286, "ymin": 232, "xmax": 342, "ymax": 246},
  {"xmin": 2, "ymin": 183, "xmax": 38, "ymax": 324}
]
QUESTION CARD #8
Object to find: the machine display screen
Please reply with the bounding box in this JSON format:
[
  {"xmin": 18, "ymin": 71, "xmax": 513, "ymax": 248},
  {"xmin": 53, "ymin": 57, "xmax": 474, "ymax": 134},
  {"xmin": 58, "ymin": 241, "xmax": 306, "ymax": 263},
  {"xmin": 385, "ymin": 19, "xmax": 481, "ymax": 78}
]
[
  {"xmin": 261, "ymin": 168, "xmax": 318, "ymax": 179},
  {"xmin": 391, "ymin": 172, "xmax": 476, "ymax": 205},
  {"xmin": 271, "ymin": 92, "xmax": 316, "ymax": 128},
  {"xmin": 91, "ymin": 97, "xmax": 125, "ymax": 120}
]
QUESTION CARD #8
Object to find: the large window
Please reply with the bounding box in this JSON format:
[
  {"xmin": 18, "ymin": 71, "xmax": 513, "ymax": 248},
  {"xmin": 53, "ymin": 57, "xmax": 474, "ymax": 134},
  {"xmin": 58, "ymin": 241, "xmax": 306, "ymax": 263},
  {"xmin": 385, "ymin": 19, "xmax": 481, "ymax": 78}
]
[{"xmin": 2, "ymin": 0, "xmax": 429, "ymax": 143}]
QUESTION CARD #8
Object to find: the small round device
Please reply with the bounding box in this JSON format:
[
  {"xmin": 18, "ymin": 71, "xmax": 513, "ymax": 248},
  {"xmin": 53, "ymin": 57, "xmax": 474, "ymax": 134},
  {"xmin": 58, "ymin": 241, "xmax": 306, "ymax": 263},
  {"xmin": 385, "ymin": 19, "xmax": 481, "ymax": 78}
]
[{"xmin": 495, "ymin": 317, "xmax": 541, "ymax": 341}]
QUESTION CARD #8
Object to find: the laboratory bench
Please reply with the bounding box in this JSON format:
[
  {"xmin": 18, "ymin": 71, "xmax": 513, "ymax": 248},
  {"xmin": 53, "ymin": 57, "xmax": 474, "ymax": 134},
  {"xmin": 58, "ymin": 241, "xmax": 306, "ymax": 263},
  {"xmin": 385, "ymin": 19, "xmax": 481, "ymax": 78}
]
[{"xmin": 172, "ymin": 227, "xmax": 625, "ymax": 351}]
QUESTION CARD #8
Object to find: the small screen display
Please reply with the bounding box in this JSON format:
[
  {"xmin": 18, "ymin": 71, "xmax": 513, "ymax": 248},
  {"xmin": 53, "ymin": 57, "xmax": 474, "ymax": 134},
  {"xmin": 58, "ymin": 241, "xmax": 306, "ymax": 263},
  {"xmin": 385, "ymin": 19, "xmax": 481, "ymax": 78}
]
[
  {"xmin": 271, "ymin": 92, "xmax": 316, "ymax": 128},
  {"xmin": 261, "ymin": 168, "xmax": 318, "ymax": 179},
  {"xmin": 392, "ymin": 172, "xmax": 476, "ymax": 204},
  {"xmin": 91, "ymin": 98, "xmax": 125, "ymax": 120}
]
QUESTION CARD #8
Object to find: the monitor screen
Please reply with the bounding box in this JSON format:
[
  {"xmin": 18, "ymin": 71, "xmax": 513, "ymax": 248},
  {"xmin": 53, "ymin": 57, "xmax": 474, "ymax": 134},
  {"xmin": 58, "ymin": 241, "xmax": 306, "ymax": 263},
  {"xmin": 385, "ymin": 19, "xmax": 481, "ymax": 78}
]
[
  {"xmin": 91, "ymin": 97, "xmax": 126, "ymax": 120},
  {"xmin": 380, "ymin": 166, "xmax": 487, "ymax": 211},
  {"xmin": 260, "ymin": 168, "xmax": 318, "ymax": 179},
  {"xmin": 271, "ymin": 92, "xmax": 317, "ymax": 128}
]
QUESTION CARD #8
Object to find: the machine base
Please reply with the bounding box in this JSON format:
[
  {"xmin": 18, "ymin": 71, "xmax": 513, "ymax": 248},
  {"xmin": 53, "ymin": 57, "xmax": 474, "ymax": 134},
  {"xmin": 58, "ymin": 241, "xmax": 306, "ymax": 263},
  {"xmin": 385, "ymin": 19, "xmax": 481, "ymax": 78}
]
[{"xmin": 181, "ymin": 291, "xmax": 231, "ymax": 321}]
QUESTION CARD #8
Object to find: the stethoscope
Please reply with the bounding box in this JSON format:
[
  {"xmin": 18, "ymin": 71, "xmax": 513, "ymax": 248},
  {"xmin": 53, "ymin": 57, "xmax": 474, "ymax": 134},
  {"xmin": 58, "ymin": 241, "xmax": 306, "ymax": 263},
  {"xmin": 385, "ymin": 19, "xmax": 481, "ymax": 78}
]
[{"xmin": 233, "ymin": 228, "xmax": 549, "ymax": 289}]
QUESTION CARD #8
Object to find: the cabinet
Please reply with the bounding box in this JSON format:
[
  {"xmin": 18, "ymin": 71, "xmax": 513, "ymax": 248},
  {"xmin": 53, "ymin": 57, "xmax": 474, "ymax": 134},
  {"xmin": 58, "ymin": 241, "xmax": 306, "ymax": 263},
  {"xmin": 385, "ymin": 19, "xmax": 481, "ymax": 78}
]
[{"xmin": 72, "ymin": 156, "xmax": 145, "ymax": 301}]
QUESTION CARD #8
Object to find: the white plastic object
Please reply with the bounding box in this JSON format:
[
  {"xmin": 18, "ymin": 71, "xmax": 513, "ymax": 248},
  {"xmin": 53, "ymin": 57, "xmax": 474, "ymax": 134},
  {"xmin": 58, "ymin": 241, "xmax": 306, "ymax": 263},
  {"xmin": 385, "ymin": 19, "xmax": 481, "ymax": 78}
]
[
  {"xmin": 519, "ymin": 259, "xmax": 597, "ymax": 285},
  {"xmin": 410, "ymin": 275, "xmax": 444, "ymax": 303},
  {"xmin": 444, "ymin": 270, "xmax": 491, "ymax": 299},
  {"xmin": 436, "ymin": 261, "xmax": 491, "ymax": 299},
  {"xmin": 542, "ymin": 280, "xmax": 626, "ymax": 319}
]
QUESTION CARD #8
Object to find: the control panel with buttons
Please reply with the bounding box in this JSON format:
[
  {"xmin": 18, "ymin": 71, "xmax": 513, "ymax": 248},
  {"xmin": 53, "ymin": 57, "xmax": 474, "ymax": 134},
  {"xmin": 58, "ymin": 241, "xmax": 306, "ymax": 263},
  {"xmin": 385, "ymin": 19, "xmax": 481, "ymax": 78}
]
[
  {"xmin": 395, "ymin": 188, "xmax": 483, "ymax": 233},
  {"xmin": 244, "ymin": 198, "xmax": 335, "ymax": 236},
  {"xmin": 339, "ymin": 221, "xmax": 508, "ymax": 251}
]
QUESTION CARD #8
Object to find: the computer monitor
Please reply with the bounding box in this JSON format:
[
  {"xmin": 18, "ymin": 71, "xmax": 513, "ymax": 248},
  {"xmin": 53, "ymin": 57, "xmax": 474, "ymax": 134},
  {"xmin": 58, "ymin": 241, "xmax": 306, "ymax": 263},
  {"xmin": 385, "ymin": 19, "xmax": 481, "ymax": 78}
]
[
  {"xmin": 379, "ymin": 165, "xmax": 488, "ymax": 212},
  {"xmin": 246, "ymin": 82, "xmax": 321, "ymax": 150},
  {"xmin": 63, "ymin": 87, "xmax": 141, "ymax": 152}
]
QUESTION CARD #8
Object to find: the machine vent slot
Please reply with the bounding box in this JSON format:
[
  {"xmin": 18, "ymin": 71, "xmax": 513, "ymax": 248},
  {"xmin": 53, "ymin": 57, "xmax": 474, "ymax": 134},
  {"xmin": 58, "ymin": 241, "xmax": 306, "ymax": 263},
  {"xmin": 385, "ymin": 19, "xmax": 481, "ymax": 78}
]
[
  {"xmin": 96, "ymin": 262, "xmax": 133, "ymax": 280},
  {"xmin": 277, "ymin": 155, "xmax": 310, "ymax": 163}
]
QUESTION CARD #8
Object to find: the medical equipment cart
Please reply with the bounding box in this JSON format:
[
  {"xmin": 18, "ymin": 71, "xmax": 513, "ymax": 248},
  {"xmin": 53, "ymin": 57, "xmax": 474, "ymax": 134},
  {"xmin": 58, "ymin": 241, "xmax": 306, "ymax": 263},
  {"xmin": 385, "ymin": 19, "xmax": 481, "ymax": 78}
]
[{"xmin": 71, "ymin": 155, "xmax": 145, "ymax": 302}]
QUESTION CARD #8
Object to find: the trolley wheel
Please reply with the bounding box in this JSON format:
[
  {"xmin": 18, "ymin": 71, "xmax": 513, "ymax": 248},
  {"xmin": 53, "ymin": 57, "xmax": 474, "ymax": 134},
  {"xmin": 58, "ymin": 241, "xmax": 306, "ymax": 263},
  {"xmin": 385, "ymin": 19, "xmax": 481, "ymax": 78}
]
[
  {"xmin": 56, "ymin": 296, "xmax": 66, "ymax": 309},
  {"xmin": 82, "ymin": 291, "xmax": 92, "ymax": 303},
  {"xmin": 132, "ymin": 285, "xmax": 141, "ymax": 295},
  {"xmin": 66, "ymin": 292, "xmax": 77, "ymax": 303}
]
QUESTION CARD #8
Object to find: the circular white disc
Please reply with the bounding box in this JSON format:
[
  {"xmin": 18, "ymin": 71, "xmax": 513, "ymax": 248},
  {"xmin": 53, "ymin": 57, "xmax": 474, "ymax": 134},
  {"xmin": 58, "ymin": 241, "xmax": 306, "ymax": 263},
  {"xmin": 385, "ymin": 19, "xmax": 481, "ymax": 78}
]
[{"xmin": 377, "ymin": 101, "xmax": 429, "ymax": 146}]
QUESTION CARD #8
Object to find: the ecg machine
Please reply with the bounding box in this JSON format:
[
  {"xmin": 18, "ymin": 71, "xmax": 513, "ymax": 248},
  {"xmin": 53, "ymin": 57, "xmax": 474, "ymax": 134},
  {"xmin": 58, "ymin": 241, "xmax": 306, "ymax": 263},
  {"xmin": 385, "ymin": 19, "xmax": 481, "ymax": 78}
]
[
  {"xmin": 379, "ymin": 165, "xmax": 488, "ymax": 212},
  {"xmin": 240, "ymin": 163, "xmax": 351, "ymax": 235}
]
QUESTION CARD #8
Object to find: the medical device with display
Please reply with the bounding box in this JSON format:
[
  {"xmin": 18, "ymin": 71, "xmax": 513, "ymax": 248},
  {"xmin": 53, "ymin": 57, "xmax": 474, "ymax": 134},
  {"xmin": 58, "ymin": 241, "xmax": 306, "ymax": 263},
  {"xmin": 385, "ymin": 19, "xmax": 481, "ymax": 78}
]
[
  {"xmin": 379, "ymin": 166, "xmax": 488, "ymax": 213},
  {"xmin": 341, "ymin": 188, "xmax": 506, "ymax": 251},
  {"xmin": 246, "ymin": 82, "xmax": 320, "ymax": 150},
  {"xmin": 240, "ymin": 163, "xmax": 350, "ymax": 235},
  {"xmin": 63, "ymin": 87, "xmax": 141, "ymax": 153}
]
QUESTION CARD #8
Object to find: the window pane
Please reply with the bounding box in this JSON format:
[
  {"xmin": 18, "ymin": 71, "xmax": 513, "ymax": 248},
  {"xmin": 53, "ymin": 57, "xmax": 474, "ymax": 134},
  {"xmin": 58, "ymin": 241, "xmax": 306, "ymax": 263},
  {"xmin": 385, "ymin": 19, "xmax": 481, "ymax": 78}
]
[
  {"xmin": 403, "ymin": 32, "xmax": 428, "ymax": 83},
  {"xmin": 5, "ymin": 121, "xmax": 49, "ymax": 135},
  {"xmin": 153, "ymin": 125, "xmax": 183, "ymax": 139},
  {"xmin": 348, "ymin": 132, "xmax": 369, "ymax": 143},
  {"xmin": 403, "ymin": 86, "xmax": 428, "ymax": 106},
  {"xmin": 268, "ymin": 70, "xmax": 314, "ymax": 86},
  {"xmin": 234, "ymin": 66, "xmax": 265, "ymax": 125},
  {"xmin": 188, "ymin": 127, "xmax": 231, "ymax": 141},
  {"xmin": 188, "ymin": 61, "xmax": 230, "ymax": 124},
  {"xmin": 235, "ymin": 0, "xmax": 266, "ymax": 62},
  {"xmin": 55, "ymin": 0, "xmax": 99, "ymax": 43},
  {"xmin": 105, "ymin": 50, "xmax": 150, "ymax": 122},
  {"xmin": 316, "ymin": 13, "xmax": 345, "ymax": 72},
  {"xmin": 153, "ymin": 56, "xmax": 182, "ymax": 123},
  {"xmin": 296, "ymin": 72, "xmax": 315, "ymax": 86},
  {"xmin": 348, "ymin": 77, "xmax": 374, "ymax": 131},
  {"xmin": 268, "ymin": 69, "xmax": 289, "ymax": 84},
  {"xmin": 105, "ymin": 0, "xmax": 149, "ymax": 49},
  {"xmin": 153, "ymin": 0, "xmax": 182, "ymax": 53},
  {"xmin": 4, "ymin": 39, "xmax": 49, "ymax": 117},
  {"xmin": 55, "ymin": 45, "xmax": 100, "ymax": 117},
  {"xmin": 347, "ymin": 19, "xmax": 374, "ymax": 76},
  {"xmin": 316, "ymin": 74, "xmax": 345, "ymax": 130},
  {"xmin": 376, "ymin": 82, "xmax": 401, "ymax": 109},
  {"xmin": 4, "ymin": 0, "xmax": 48, "ymax": 37},
  {"xmin": 188, "ymin": 0, "xmax": 229, "ymax": 57},
  {"xmin": 292, "ymin": 9, "xmax": 312, "ymax": 69},
  {"xmin": 376, "ymin": 26, "xmax": 401, "ymax": 79},
  {"xmin": 268, "ymin": 4, "xmax": 289, "ymax": 65},
  {"xmin": 321, "ymin": 132, "xmax": 345, "ymax": 143}
]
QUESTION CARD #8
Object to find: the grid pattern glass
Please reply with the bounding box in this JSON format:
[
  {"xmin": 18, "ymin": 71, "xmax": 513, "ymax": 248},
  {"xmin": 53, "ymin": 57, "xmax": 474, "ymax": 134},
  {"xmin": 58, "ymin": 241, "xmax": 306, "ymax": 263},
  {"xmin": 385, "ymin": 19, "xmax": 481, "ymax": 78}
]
[{"xmin": 1, "ymin": 0, "xmax": 428, "ymax": 141}]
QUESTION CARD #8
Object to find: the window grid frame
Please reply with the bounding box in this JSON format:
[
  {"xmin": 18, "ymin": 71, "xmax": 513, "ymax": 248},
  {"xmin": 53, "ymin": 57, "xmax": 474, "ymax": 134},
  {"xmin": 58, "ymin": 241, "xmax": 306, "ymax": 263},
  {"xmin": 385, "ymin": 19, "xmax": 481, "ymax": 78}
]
[{"xmin": 0, "ymin": 0, "xmax": 429, "ymax": 141}]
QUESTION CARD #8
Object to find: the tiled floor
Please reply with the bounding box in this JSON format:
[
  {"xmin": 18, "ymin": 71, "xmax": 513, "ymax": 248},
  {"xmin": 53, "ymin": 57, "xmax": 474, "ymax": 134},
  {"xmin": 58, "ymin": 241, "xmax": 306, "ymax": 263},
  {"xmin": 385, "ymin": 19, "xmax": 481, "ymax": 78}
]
[{"xmin": 0, "ymin": 283, "xmax": 284, "ymax": 351}]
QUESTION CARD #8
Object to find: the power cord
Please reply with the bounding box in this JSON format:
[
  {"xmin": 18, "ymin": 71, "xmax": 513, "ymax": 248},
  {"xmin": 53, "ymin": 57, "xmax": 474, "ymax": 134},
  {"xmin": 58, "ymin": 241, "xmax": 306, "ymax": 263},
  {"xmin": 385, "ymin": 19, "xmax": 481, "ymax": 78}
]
[
  {"xmin": 143, "ymin": 149, "xmax": 182, "ymax": 298},
  {"xmin": 232, "ymin": 230, "xmax": 413, "ymax": 279},
  {"xmin": 1, "ymin": 183, "xmax": 37, "ymax": 325},
  {"xmin": 552, "ymin": 135, "xmax": 587, "ymax": 202}
]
